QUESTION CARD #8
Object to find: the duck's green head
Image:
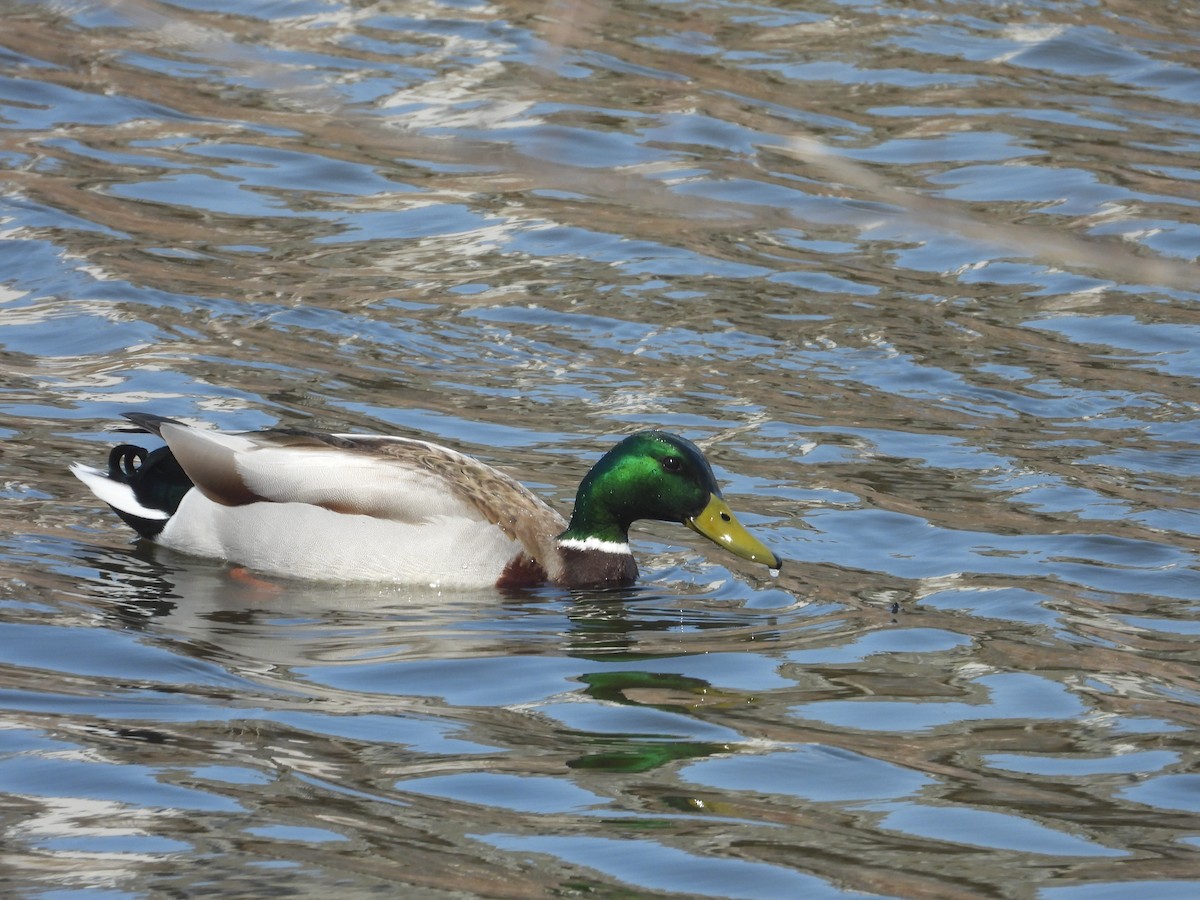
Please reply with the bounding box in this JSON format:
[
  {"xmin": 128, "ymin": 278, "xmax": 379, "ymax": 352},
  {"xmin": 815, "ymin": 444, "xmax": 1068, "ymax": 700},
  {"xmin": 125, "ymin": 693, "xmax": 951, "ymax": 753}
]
[{"xmin": 562, "ymin": 431, "xmax": 781, "ymax": 570}]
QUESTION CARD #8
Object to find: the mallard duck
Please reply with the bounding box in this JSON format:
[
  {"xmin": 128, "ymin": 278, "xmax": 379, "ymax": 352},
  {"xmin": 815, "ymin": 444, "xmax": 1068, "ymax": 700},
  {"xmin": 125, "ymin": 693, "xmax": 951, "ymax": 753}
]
[{"xmin": 71, "ymin": 413, "xmax": 781, "ymax": 589}]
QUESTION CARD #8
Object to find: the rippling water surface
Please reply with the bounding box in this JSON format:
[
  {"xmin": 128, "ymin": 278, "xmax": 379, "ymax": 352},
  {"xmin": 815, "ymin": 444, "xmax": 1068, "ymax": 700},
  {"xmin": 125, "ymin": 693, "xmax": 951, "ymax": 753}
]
[{"xmin": 3, "ymin": 0, "xmax": 1199, "ymax": 896}]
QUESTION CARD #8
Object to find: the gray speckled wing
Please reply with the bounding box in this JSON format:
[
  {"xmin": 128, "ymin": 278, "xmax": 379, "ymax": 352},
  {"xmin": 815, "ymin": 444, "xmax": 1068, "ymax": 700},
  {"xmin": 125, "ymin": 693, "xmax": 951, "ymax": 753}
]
[{"xmin": 349, "ymin": 436, "xmax": 570, "ymax": 582}]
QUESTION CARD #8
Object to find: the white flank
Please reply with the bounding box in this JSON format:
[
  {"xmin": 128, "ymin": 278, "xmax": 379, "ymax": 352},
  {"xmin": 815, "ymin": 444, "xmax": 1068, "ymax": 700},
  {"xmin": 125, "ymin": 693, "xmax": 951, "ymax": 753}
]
[
  {"xmin": 556, "ymin": 536, "xmax": 631, "ymax": 555},
  {"xmin": 70, "ymin": 463, "xmax": 171, "ymax": 520},
  {"xmin": 158, "ymin": 490, "xmax": 520, "ymax": 587}
]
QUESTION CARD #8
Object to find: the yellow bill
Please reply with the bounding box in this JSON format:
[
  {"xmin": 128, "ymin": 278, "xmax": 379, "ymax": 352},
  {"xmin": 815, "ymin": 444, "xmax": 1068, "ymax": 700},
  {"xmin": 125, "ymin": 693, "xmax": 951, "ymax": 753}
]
[{"xmin": 685, "ymin": 494, "xmax": 782, "ymax": 570}]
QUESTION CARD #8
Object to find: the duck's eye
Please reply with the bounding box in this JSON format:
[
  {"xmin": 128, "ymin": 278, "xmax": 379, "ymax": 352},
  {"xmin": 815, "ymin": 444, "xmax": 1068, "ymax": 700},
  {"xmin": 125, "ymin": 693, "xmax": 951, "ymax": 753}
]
[{"xmin": 662, "ymin": 455, "xmax": 682, "ymax": 473}]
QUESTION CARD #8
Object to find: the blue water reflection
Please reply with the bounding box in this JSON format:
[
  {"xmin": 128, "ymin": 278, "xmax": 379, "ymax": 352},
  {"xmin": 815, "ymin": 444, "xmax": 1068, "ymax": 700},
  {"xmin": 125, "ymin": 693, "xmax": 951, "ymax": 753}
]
[{"xmin": 2, "ymin": 0, "xmax": 1198, "ymax": 895}]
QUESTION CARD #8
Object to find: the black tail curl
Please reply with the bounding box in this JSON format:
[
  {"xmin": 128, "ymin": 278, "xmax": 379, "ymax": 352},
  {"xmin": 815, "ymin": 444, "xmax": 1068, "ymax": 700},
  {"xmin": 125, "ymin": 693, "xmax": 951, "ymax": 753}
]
[
  {"xmin": 104, "ymin": 441, "xmax": 194, "ymax": 539},
  {"xmin": 108, "ymin": 444, "xmax": 149, "ymax": 482}
]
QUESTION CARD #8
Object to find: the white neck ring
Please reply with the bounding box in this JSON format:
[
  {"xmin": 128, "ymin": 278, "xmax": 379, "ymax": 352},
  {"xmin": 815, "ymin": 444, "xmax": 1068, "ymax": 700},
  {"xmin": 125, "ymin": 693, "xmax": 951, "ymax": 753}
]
[{"xmin": 557, "ymin": 536, "xmax": 631, "ymax": 555}]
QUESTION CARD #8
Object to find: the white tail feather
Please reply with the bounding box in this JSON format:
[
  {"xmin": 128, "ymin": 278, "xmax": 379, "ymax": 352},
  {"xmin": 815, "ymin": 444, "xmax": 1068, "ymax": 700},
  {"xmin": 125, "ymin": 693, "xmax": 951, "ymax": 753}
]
[{"xmin": 70, "ymin": 463, "xmax": 171, "ymax": 520}]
